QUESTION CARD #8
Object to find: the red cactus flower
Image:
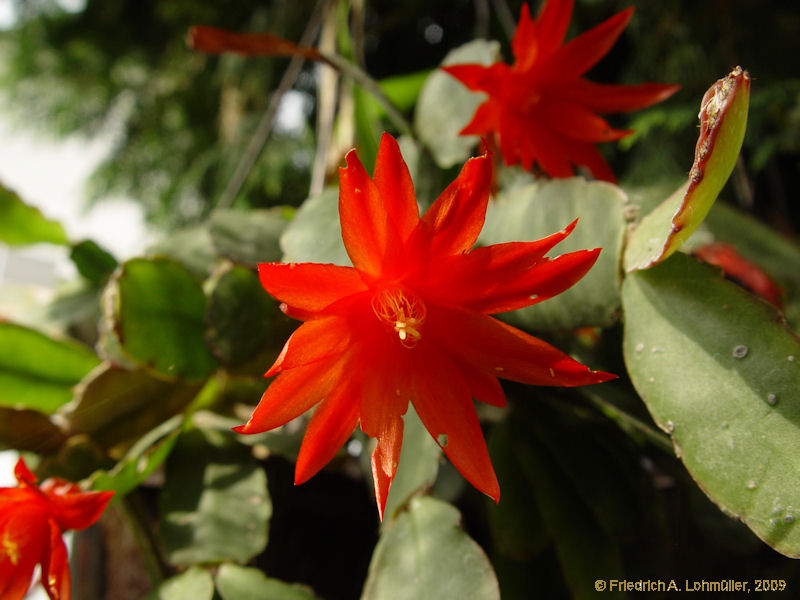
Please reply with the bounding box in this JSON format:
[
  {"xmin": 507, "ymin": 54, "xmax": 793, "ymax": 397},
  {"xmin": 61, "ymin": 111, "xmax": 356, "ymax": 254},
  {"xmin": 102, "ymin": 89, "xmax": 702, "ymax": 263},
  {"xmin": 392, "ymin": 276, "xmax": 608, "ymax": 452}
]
[
  {"xmin": 0, "ymin": 458, "xmax": 113, "ymax": 600},
  {"xmin": 442, "ymin": 0, "xmax": 680, "ymax": 182},
  {"xmin": 236, "ymin": 133, "xmax": 615, "ymax": 518}
]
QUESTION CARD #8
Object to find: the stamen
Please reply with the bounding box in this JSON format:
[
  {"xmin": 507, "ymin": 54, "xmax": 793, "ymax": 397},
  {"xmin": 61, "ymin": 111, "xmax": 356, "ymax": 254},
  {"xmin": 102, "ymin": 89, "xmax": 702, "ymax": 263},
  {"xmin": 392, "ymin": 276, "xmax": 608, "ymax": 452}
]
[{"xmin": 371, "ymin": 285, "xmax": 427, "ymax": 348}]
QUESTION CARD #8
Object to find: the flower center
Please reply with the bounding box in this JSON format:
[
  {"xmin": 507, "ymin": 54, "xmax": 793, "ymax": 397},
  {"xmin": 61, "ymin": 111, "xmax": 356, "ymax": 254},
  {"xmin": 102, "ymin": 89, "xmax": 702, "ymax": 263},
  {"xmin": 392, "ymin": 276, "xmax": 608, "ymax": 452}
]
[{"xmin": 371, "ymin": 285, "xmax": 427, "ymax": 348}]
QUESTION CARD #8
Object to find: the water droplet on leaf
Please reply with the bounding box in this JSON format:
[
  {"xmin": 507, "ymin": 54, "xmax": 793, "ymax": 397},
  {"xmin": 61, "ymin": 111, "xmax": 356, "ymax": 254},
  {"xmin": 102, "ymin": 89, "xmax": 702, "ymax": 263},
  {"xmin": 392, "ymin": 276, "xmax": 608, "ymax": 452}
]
[
  {"xmin": 634, "ymin": 343, "xmax": 644, "ymax": 353},
  {"xmin": 746, "ymin": 480, "xmax": 757, "ymax": 490},
  {"xmin": 437, "ymin": 433, "xmax": 448, "ymax": 447},
  {"xmin": 664, "ymin": 420, "xmax": 675, "ymax": 434},
  {"xmin": 767, "ymin": 393, "xmax": 777, "ymax": 406}
]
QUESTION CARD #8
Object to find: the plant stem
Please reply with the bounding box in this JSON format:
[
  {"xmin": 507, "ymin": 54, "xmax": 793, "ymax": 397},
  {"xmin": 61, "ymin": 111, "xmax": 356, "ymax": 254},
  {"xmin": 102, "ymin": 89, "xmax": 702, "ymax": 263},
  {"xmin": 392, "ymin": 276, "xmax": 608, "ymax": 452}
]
[
  {"xmin": 582, "ymin": 389, "xmax": 674, "ymax": 454},
  {"xmin": 217, "ymin": 0, "xmax": 331, "ymax": 209}
]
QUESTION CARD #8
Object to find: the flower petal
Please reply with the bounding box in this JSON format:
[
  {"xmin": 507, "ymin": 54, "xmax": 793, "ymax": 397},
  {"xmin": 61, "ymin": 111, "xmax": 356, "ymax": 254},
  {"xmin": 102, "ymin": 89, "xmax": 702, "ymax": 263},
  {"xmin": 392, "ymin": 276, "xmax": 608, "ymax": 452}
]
[
  {"xmin": 41, "ymin": 519, "xmax": 70, "ymax": 600},
  {"xmin": 419, "ymin": 153, "xmax": 493, "ymax": 258},
  {"xmin": 372, "ymin": 133, "xmax": 420, "ymax": 243},
  {"xmin": 44, "ymin": 486, "xmax": 114, "ymax": 532},
  {"xmin": 559, "ymin": 79, "xmax": 681, "ymax": 113},
  {"xmin": 519, "ymin": 116, "xmax": 575, "ymax": 177},
  {"xmin": 235, "ymin": 356, "xmax": 344, "ymax": 434},
  {"xmin": 561, "ymin": 137, "xmax": 618, "ymax": 182},
  {"xmin": 13, "ymin": 457, "xmax": 38, "ymax": 487},
  {"xmin": 533, "ymin": 0, "xmax": 574, "ymax": 56},
  {"xmin": 544, "ymin": 7, "xmax": 634, "ymax": 80},
  {"xmin": 539, "ymin": 97, "xmax": 632, "ymax": 142},
  {"xmin": 0, "ymin": 503, "xmax": 48, "ymax": 600},
  {"xmin": 441, "ymin": 63, "xmax": 510, "ymax": 95},
  {"xmin": 412, "ymin": 343, "xmax": 499, "ymax": 501},
  {"xmin": 294, "ymin": 376, "xmax": 360, "ymax": 485},
  {"xmin": 459, "ymin": 101, "xmax": 497, "ymax": 137},
  {"xmin": 421, "ymin": 220, "xmax": 580, "ymax": 309},
  {"xmin": 429, "ymin": 305, "xmax": 616, "ymax": 387},
  {"xmin": 370, "ymin": 416, "xmax": 404, "ymax": 520},
  {"xmin": 265, "ymin": 316, "xmax": 351, "ymax": 376},
  {"xmin": 511, "ymin": 3, "xmax": 538, "ymax": 69},
  {"xmin": 339, "ymin": 146, "xmax": 414, "ymax": 278},
  {"xmin": 459, "ymin": 365, "xmax": 506, "ymax": 407},
  {"xmin": 258, "ymin": 262, "xmax": 367, "ymax": 314}
]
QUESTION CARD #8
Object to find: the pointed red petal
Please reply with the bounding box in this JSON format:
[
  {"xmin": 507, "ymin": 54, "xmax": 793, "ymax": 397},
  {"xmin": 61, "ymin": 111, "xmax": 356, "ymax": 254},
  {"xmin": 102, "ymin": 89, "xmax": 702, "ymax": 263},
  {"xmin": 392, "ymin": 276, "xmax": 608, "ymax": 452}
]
[
  {"xmin": 540, "ymin": 97, "xmax": 632, "ymax": 142},
  {"xmin": 439, "ymin": 245, "xmax": 600, "ymax": 315},
  {"xmin": 371, "ymin": 416, "xmax": 404, "ymax": 520},
  {"xmin": 419, "ymin": 153, "xmax": 492, "ymax": 258},
  {"xmin": 533, "ymin": 0, "xmax": 574, "ymax": 57},
  {"xmin": 45, "ymin": 486, "xmax": 114, "ymax": 532},
  {"xmin": 561, "ymin": 138, "xmax": 618, "ymax": 182},
  {"xmin": 459, "ymin": 365, "xmax": 506, "ymax": 407},
  {"xmin": 412, "ymin": 344, "xmax": 499, "ymax": 501},
  {"xmin": 372, "ymin": 133, "xmax": 420, "ymax": 244},
  {"xmin": 421, "ymin": 220, "xmax": 579, "ymax": 310},
  {"xmin": 339, "ymin": 148, "xmax": 406, "ymax": 277},
  {"xmin": 41, "ymin": 519, "xmax": 70, "ymax": 600},
  {"xmin": 511, "ymin": 3, "xmax": 539, "ymax": 69},
  {"xmin": 459, "ymin": 101, "xmax": 497, "ymax": 137},
  {"xmin": 235, "ymin": 357, "xmax": 345, "ymax": 434},
  {"xmin": 258, "ymin": 262, "xmax": 366, "ymax": 314},
  {"xmin": 429, "ymin": 305, "xmax": 616, "ymax": 387},
  {"xmin": 441, "ymin": 64, "xmax": 494, "ymax": 93},
  {"xmin": 559, "ymin": 79, "xmax": 681, "ymax": 113},
  {"xmin": 13, "ymin": 458, "xmax": 37, "ymax": 487},
  {"xmin": 544, "ymin": 7, "xmax": 634, "ymax": 80},
  {"xmin": 265, "ymin": 316, "xmax": 351, "ymax": 376},
  {"xmin": 294, "ymin": 378, "xmax": 360, "ymax": 485},
  {"xmin": 486, "ymin": 248, "xmax": 601, "ymax": 313}
]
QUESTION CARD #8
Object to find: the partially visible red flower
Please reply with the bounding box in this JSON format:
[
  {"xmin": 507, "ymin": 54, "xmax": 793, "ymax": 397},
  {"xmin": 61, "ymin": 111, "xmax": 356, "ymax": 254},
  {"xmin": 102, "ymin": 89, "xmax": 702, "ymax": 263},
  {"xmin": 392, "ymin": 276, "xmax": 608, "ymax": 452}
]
[
  {"xmin": 694, "ymin": 242, "xmax": 783, "ymax": 307},
  {"xmin": 442, "ymin": 0, "xmax": 680, "ymax": 182},
  {"xmin": 0, "ymin": 458, "xmax": 113, "ymax": 600},
  {"xmin": 236, "ymin": 133, "xmax": 615, "ymax": 518}
]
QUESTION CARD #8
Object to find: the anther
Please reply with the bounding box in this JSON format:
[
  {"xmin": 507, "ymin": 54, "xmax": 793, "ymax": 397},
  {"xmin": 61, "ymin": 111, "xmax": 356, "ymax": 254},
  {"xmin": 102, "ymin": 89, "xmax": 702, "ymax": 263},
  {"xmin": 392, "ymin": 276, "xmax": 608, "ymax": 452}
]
[{"xmin": 371, "ymin": 285, "xmax": 427, "ymax": 348}]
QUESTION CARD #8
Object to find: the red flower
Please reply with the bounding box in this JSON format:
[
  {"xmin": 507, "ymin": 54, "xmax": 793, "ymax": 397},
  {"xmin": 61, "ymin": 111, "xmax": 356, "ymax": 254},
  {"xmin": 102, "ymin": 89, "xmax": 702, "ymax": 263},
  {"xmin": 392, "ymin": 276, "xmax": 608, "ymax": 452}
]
[
  {"xmin": 442, "ymin": 0, "xmax": 679, "ymax": 182},
  {"xmin": 236, "ymin": 134, "xmax": 615, "ymax": 518},
  {"xmin": 0, "ymin": 458, "xmax": 113, "ymax": 600}
]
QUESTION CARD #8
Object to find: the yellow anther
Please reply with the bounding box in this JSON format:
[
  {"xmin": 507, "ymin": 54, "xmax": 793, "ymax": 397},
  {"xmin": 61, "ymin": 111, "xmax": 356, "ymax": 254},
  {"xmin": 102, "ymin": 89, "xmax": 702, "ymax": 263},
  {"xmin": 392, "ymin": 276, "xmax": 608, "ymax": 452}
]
[{"xmin": 371, "ymin": 285, "xmax": 427, "ymax": 348}]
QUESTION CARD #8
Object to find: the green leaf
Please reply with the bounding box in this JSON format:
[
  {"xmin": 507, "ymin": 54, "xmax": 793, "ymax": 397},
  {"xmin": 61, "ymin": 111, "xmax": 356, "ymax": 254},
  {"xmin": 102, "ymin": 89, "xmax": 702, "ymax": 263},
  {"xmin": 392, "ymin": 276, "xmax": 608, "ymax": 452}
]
[
  {"xmin": 147, "ymin": 225, "xmax": 219, "ymax": 279},
  {"xmin": 215, "ymin": 564, "xmax": 319, "ymax": 600},
  {"xmin": 0, "ymin": 322, "xmax": 100, "ymax": 413},
  {"xmin": 414, "ymin": 39, "xmax": 499, "ymax": 169},
  {"xmin": 0, "ymin": 183, "xmax": 69, "ymax": 245},
  {"xmin": 105, "ymin": 257, "xmax": 219, "ymax": 381},
  {"xmin": 70, "ymin": 239, "xmax": 118, "ymax": 284},
  {"xmin": 480, "ymin": 177, "xmax": 627, "ymax": 330},
  {"xmin": 144, "ymin": 567, "xmax": 214, "ymax": 600},
  {"xmin": 624, "ymin": 67, "xmax": 750, "ymax": 271},
  {"xmin": 0, "ymin": 406, "xmax": 66, "ymax": 453},
  {"xmin": 61, "ymin": 363, "xmax": 201, "ymax": 453},
  {"xmin": 380, "ymin": 405, "xmax": 440, "ymax": 521},
  {"xmin": 362, "ymin": 497, "xmax": 499, "ymax": 600},
  {"xmin": 622, "ymin": 252, "xmax": 800, "ymax": 556},
  {"xmin": 209, "ymin": 207, "xmax": 292, "ymax": 267},
  {"xmin": 280, "ymin": 188, "xmax": 350, "ymax": 266},
  {"xmin": 205, "ymin": 263, "xmax": 279, "ymax": 365},
  {"xmin": 159, "ymin": 428, "xmax": 271, "ymax": 565},
  {"xmin": 89, "ymin": 414, "xmax": 184, "ymax": 497}
]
